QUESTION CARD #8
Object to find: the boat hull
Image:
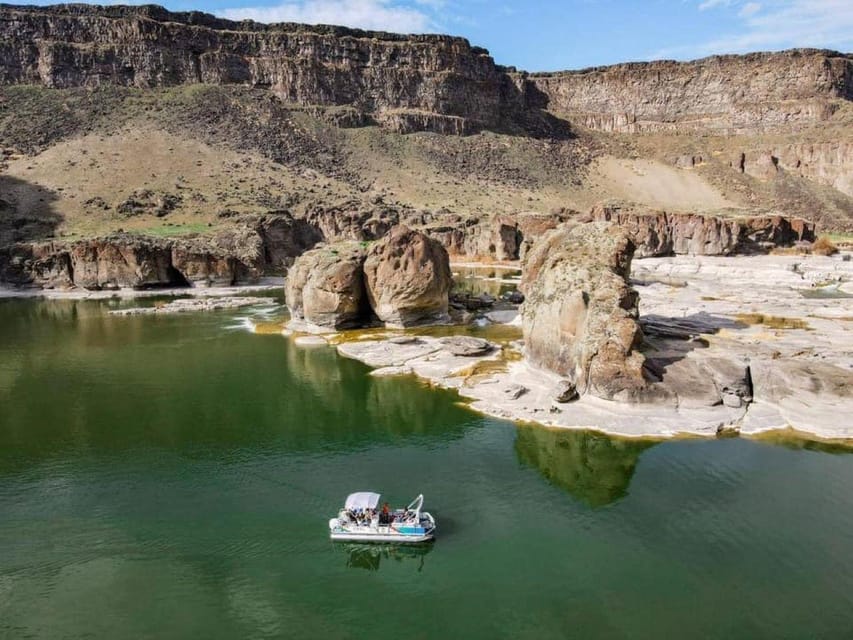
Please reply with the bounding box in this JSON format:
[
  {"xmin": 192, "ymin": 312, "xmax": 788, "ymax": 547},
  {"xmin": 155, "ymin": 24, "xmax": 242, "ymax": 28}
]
[
  {"xmin": 330, "ymin": 531, "xmax": 434, "ymax": 544},
  {"xmin": 329, "ymin": 515, "xmax": 435, "ymax": 544}
]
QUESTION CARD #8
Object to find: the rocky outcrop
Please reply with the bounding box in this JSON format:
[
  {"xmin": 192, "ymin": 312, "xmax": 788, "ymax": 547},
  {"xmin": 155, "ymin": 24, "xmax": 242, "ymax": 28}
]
[
  {"xmin": 520, "ymin": 222, "xmax": 647, "ymax": 401},
  {"xmin": 67, "ymin": 236, "xmax": 175, "ymax": 289},
  {"xmin": 422, "ymin": 211, "xmax": 574, "ymax": 261},
  {"xmin": 0, "ymin": 212, "xmax": 320, "ymax": 289},
  {"xmin": 734, "ymin": 142, "xmax": 853, "ymax": 197},
  {"xmin": 0, "ymin": 240, "xmax": 73, "ymax": 289},
  {"xmin": 363, "ymin": 225, "xmax": 452, "ymax": 327},
  {"xmin": 589, "ymin": 202, "xmax": 815, "ymax": 257},
  {"xmin": 285, "ymin": 243, "xmax": 367, "ymax": 329},
  {"xmin": 0, "ymin": 3, "xmax": 530, "ymax": 135},
  {"xmin": 303, "ymin": 204, "xmax": 400, "ymax": 243},
  {"xmin": 526, "ymin": 49, "xmax": 853, "ymax": 134}
]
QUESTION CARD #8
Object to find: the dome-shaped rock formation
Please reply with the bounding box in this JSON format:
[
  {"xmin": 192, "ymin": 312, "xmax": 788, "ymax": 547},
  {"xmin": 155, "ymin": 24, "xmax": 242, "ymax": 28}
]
[
  {"xmin": 285, "ymin": 243, "xmax": 368, "ymax": 329},
  {"xmin": 363, "ymin": 226, "xmax": 452, "ymax": 328}
]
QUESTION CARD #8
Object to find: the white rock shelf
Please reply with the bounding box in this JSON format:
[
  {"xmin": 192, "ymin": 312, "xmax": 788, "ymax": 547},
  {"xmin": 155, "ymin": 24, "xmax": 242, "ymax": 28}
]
[
  {"xmin": 110, "ymin": 296, "xmax": 270, "ymax": 315},
  {"xmin": 326, "ymin": 253, "xmax": 853, "ymax": 442}
]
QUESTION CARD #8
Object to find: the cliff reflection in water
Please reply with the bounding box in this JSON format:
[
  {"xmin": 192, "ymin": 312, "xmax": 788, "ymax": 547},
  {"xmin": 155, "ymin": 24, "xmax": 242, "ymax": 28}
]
[
  {"xmin": 0, "ymin": 299, "xmax": 479, "ymax": 474},
  {"xmin": 514, "ymin": 425, "xmax": 656, "ymax": 507},
  {"xmin": 283, "ymin": 339, "xmax": 475, "ymax": 445}
]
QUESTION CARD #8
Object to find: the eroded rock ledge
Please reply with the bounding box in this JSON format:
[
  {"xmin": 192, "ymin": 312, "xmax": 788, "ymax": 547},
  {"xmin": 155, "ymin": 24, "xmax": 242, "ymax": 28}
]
[
  {"xmin": 325, "ymin": 238, "xmax": 852, "ymax": 441},
  {"xmin": 0, "ymin": 213, "xmax": 321, "ymax": 290},
  {"xmin": 0, "ymin": 205, "xmax": 819, "ymax": 290}
]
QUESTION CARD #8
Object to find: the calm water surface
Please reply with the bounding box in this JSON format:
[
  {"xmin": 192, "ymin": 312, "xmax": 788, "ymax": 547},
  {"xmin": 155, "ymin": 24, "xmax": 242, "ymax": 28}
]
[{"xmin": 1, "ymin": 297, "xmax": 852, "ymax": 639}]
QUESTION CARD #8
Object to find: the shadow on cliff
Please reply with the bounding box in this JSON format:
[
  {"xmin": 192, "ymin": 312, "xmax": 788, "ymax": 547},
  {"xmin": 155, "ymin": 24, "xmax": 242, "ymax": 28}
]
[
  {"xmin": 515, "ymin": 424, "xmax": 656, "ymax": 507},
  {"xmin": 0, "ymin": 175, "xmax": 63, "ymax": 246},
  {"xmin": 508, "ymin": 79, "xmax": 575, "ymax": 140}
]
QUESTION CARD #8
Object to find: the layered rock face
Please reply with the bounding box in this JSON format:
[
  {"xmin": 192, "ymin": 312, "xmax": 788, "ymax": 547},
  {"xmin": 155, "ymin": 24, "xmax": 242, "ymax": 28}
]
[
  {"xmin": 0, "ymin": 213, "xmax": 319, "ymax": 289},
  {"xmin": 424, "ymin": 211, "xmax": 576, "ymax": 261},
  {"xmin": 733, "ymin": 142, "xmax": 853, "ymax": 197},
  {"xmin": 526, "ymin": 49, "xmax": 853, "ymax": 134},
  {"xmin": 589, "ymin": 202, "xmax": 815, "ymax": 257},
  {"xmin": 0, "ymin": 3, "xmax": 524, "ymax": 133},
  {"xmin": 363, "ymin": 225, "xmax": 452, "ymax": 327},
  {"xmin": 520, "ymin": 222, "xmax": 647, "ymax": 401},
  {"xmin": 285, "ymin": 244, "xmax": 367, "ymax": 329}
]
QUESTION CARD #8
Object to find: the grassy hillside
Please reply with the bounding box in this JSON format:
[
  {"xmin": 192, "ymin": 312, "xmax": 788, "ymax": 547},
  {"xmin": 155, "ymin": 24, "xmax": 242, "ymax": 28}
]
[{"xmin": 1, "ymin": 84, "xmax": 851, "ymax": 248}]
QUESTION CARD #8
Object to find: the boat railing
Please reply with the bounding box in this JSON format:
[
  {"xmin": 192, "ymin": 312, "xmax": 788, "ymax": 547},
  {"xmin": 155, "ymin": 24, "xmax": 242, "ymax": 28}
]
[{"xmin": 406, "ymin": 494, "xmax": 424, "ymax": 520}]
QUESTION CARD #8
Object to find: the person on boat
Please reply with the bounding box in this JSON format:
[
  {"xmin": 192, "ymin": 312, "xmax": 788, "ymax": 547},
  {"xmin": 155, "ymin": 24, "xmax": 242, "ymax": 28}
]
[{"xmin": 379, "ymin": 502, "xmax": 391, "ymax": 525}]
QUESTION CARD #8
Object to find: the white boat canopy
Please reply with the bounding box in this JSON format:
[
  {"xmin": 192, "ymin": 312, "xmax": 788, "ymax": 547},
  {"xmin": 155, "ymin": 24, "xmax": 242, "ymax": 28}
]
[{"xmin": 345, "ymin": 492, "xmax": 381, "ymax": 511}]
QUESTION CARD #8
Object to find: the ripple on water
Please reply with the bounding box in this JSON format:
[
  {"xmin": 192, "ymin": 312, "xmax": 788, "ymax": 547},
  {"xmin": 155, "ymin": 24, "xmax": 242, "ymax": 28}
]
[{"xmin": 2, "ymin": 299, "xmax": 853, "ymax": 638}]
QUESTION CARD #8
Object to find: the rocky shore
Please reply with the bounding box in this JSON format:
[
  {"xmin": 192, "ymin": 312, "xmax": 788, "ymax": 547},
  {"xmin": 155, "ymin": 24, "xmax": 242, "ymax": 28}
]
[
  {"xmin": 0, "ymin": 205, "xmax": 817, "ymax": 291},
  {"xmin": 285, "ymin": 249, "xmax": 852, "ymax": 441}
]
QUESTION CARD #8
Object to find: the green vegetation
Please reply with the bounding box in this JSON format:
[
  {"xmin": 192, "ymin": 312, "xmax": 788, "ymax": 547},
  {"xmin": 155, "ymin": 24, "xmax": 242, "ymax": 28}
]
[{"xmin": 135, "ymin": 222, "xmax": 215, "ymax": 237}]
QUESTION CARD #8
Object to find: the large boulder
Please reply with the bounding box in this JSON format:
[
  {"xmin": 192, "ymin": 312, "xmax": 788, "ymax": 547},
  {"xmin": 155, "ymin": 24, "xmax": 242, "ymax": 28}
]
[
  {"xmin": 520, "ymin": 222, "xmax": 647, "ymax": 401},
  {"xmin": 363, "ymin": 225, "xmax": 452, "ymax": 327},
  {"xmin": 285, "ymin": 243, "xmax": 368, "ymax": 329}
]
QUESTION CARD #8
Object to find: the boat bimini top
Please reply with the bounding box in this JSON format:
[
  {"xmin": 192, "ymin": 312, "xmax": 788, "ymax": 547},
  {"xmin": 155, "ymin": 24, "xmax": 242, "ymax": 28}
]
[{"xmin": 345, "ymin": 492, "xmax": 381, "ymax": 511}]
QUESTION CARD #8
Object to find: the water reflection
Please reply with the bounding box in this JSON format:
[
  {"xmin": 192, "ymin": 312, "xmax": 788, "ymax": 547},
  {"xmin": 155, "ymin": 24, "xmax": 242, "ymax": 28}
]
[
  {"xmin": 752, "ymin": 429, "xmax": 853, "ymax": 455},
  {"xmin": 514, "ymin": 425, "xmax": 656, "ymax": 507},
  {"xmin": 452, "ymin": 266, "xmax": 521, "ymax": 298},
  {"xmin": 339, "ymin": 544, "xmax": 433, "ymax": 572},
  {"xmin": 0, "ymin": 299, "xmax": 479, "ymax": 474}
]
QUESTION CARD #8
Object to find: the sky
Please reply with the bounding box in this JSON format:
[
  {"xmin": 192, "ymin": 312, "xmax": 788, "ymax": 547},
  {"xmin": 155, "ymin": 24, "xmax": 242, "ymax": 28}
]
[{"xmin": 78, "ymin": 1, "xmax": 853, "ymax": 70}]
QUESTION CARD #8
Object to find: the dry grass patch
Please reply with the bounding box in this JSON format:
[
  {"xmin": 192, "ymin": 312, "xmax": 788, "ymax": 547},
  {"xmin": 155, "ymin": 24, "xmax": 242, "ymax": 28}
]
[
  {"xmin": 735, "ymin": 313, "xmax": 810, "ymax": 330},
  {"xmin": 812, "ymin": 236, "xmax": 839, "ymax": 256}
]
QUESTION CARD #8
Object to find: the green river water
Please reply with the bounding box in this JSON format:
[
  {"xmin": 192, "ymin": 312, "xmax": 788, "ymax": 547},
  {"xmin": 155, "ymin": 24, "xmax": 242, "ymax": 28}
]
[{"xmin": 1, "ymin": 296, "xmax": 852, "ymax": 639}]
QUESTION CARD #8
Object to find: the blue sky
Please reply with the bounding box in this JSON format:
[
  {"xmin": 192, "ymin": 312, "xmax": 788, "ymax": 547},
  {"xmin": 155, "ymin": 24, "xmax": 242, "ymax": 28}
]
[{"xmin": 108, "ymin": 1, "xmax": 853, "ymax": 70}]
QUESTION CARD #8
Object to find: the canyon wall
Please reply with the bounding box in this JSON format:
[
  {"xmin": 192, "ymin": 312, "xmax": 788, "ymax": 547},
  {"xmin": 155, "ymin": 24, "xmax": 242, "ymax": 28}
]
[
  {"xmin": 0, "ymin": 3, "xmax": 524, "ymax": 133},
  {"xmin": 3, "ymin": 5, "xmax": 851, "ymax": 137},
  {"xmin": 732, "ymin": 142, "xmax": 853, "ymax": 197},
  {"xmin": 525, "ymin": 50, "xmax": 853, "ymax": 134}
]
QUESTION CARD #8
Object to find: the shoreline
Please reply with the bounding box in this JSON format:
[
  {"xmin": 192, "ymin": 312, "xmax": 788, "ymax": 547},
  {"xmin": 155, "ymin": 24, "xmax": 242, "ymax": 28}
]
[
  {"xmin": 5, "ymin": 252, "xmax": 852, "ymax": 443},
  {"xmin": 0, "ymin": 277, "xmax": 285, "ymax": 300},
  {"xmin": 286, "ymin": 252, "xmax": 853, "ymax": 443}
]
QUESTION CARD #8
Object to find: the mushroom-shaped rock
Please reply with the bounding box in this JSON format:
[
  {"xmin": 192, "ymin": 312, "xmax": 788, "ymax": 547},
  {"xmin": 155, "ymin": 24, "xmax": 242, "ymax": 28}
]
[
  {"xmin": 363, "ymin": 225, "xmax": 452, "ymax": 327},
  {"xmin": 520, "ymin": 222, "xmax": 646, "ymax": 401},
  {"xmin": 285, "ymin": 243, "xmax": 368, "ymax": 329}
]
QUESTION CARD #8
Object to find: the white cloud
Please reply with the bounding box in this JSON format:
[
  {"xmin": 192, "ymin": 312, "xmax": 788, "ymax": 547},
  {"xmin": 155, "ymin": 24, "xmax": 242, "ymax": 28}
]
[
  {"xmin": 699, "ymin": 0, "xmax": 733, "ymax": 10},
  {"xmin": 219, "ymin": 0, "xmax": 434, "ymax": 33},
  {"xmin": 652, "ymin": 0, "xmax": 853, "ymax": 59},
  {"xmin": 738, "ymin": 2, "xmax": 761, "ymax": 17}
]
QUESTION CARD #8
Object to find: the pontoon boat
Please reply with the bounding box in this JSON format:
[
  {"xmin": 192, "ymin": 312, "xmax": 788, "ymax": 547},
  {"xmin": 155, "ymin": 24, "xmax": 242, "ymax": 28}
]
[{"xmin": 329, "ymin": 492, "xmax": 436, "ymax": 543}]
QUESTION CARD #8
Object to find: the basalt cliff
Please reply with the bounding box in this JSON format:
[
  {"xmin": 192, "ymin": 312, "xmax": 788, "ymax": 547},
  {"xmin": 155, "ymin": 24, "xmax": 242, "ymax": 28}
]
[{"xmin": 0, "ymin": 3, "xmax": 851, "ymax": 290}]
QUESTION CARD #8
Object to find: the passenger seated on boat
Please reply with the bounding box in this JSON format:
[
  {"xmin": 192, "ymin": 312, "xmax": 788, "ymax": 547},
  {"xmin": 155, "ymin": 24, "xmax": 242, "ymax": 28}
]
[{"xmin": 378, "ymin": 502, "xmax": 391, "ymax": 525}]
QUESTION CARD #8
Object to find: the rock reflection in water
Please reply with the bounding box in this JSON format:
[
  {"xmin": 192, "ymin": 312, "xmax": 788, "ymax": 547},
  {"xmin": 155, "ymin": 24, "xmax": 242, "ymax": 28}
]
[
  {"xmin": 514, "ymin": 425, "xmax": 656, "ymax": 507},
  {"xmin": 340, "ymin": 544, "xmax": 433, "ymax": 572},
  {"xmin": 452, "ymin": 266, "xmax": 521, "ymax": 298}
]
